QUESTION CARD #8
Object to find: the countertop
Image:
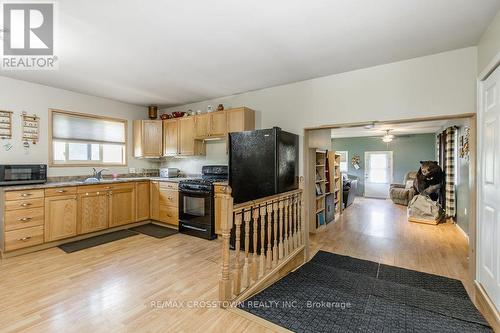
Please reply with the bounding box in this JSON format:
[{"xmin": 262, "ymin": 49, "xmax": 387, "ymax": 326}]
[{"xmin": 0, "ymin": 177, "xmax": 197, "ymax": 192}]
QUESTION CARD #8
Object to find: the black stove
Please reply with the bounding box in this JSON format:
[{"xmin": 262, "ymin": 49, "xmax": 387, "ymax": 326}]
[{"xmin": 178, "ymin": 166, "xmax": 228, "ymax": 240}]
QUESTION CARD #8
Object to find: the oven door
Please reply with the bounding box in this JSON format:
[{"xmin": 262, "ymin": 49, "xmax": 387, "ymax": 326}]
[
  {"xmin": 0, "ymin": 165, "xmax": 46, "ymax": 186},
  {"xmin": 179, "ymin": 189, "xmax": 215, "ymax": 239}
]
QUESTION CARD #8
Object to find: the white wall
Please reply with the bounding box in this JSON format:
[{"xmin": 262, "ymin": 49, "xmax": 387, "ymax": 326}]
[
  {"xmin": 160, "ymin": 140, "xmax": 227, "ymax": 176},
  {"xmin": 478, "ymin": 9, "xmax": 500, "ymax": 75},
  {"xmin": 0, "ymin": 76, "xmax": 153, "ymax": 177},
  {"xmin": 162, "ymin": 47, "xmax": 478, "ymax": 174}
]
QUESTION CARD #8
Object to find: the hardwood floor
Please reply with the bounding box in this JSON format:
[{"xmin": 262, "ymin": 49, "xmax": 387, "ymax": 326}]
[
  {"xmin": 0, "ymin": 197, "xmax": 471, "ymax": 332},
  {"xmin": 310, "ymin": 197, "xmax": 472, "ymax": 295}
]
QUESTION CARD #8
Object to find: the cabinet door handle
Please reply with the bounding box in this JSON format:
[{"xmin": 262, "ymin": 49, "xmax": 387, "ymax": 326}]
[
  {"xmin": 20, "ymin": 203, "xmax": 32, "ymax": 207},
  {"xmin": 104, "ymin": 186, "xmax": 111, "ymax": 190},
  {"xmin": 19, "ymin": 236, "xmax": 32, "ymax": 241},
  {"xmin": 56, "ymin": 190, "xmax": 66, "ymax": 193},
  {"xmin": 21, "ymin": 193, "xmax": 33, "ymax": 197},
  {"xmin": 18, "ymin": 217, "xmax": 32, "ymax": 222}
]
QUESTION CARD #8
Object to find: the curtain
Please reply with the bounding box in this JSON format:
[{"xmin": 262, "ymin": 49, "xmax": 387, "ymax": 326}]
[{"xmin": 444, "ymin": 127, "xmax": 457, "ymax": 218}]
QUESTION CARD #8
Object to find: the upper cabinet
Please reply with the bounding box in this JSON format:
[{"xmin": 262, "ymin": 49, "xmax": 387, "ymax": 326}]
[
  {"xmin": 163, "ymin": 119, "xmax": 179, "ymax": 156},
  {"xmin": 194, "ymin": 114, "xmax": 209, "ymax": 138},
  {"xmin": 134, "ymin": 107, "xmax": 255, "ymax": 158},
  {"xmin": 133, "ymin": 120, "xmax": 163, "ymax": 158},
  {"xmin": 227, "ymin": 107, "xmax": 256, "ymax": 134},
  {"xmin": 163, "ymin": 117, "xmax": 205, "ymax": 156},
  {"xmin": 178, "ymin": 117, "xmax": 205, "ymax": 155},
  {"xmin": 194, "ymin": 112, "xmax": 226, "ymax": 138},
  {"xmin": 209, "ymin": 111, "xmax": 227, "ymax": 137}
]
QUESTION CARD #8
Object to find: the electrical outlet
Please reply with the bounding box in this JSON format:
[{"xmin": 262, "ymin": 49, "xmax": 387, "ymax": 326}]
[
  {"xmin": 464, "ymin": 208, "xmax": 467, "ymax": 215},
  {"xmin": 129, "ymin": 168, "xmax": 136, "ymax": 174}
]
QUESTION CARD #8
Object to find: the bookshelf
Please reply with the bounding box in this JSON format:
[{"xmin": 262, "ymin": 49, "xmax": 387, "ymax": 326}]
[
  {"xmin": 313, "ymin": 150, "xmax": 327, "ymax": 231},
  {"xmin": 328, "ymin": 151, "xmax": 343, "ymax": 219},
  {"xmin": 309, "ymin": 149, "xmax": 345, "ymax": 233}
]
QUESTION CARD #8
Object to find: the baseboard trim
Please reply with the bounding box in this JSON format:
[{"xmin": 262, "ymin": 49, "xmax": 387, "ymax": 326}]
[
  {"xmin": 475, "ymin": 281, "xmax": 500, "ymax": 332},
  {"xmin": 455, "ymin": 223, "xmax": 469, "ymax": 243}
]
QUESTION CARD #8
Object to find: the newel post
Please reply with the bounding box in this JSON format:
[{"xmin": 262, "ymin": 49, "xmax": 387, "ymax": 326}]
[{"xmin": 215, "ymin": 183, "xmax": 234, "ymax": 304}]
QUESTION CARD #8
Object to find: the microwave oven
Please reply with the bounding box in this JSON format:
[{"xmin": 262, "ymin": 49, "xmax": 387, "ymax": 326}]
[{"xmin": 0, "ymin": 164, "xmax": 47, "ymax": 186}]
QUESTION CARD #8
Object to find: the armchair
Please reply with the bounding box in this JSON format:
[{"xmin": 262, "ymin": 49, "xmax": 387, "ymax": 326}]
[{"xmin": 390, "ymin": 171, "xmax": 417, "ymax": 206}]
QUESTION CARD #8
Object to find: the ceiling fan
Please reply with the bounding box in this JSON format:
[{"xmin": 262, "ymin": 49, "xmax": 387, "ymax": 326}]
[{"xmin": 382, "ymin": 129, "xmax": 394, "ymax": 143}]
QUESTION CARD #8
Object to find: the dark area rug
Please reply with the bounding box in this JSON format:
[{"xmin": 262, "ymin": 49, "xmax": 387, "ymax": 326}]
[
  {"xmin": 58, "ymin": 229, "xmax": 138, "ymax": 253},
  {"xmin": 239, "ymin": 250, "xmax": 492, "ymax": 333},
  {"xmin": 129, "ymin": 223, "xmax": 177, "ymax": 239}
]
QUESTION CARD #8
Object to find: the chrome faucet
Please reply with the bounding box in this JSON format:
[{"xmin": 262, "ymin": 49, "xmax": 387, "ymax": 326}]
[{"xmin": 92, "ymin": 168, "xmax": 109, "ymax": 181}]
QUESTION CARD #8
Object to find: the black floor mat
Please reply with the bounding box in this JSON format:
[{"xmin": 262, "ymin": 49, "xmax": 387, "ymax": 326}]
[
  {"xmin": 310, "ymin": 250, "xmax": 380, "ymax": 277},
  {"xmin": 58, "ymin": 229, "xmax": 138, "ymax": 253},
  {"xmin": 239, "ymin": 251, "xmax": 492, "ymax": 333},
  {"xmin": 129, "ymin": 223, "xmax": 177, "ymax": 239},
  {"xmin": 377, "ymin": 263, "xmax": 470, "ymax": 299}
]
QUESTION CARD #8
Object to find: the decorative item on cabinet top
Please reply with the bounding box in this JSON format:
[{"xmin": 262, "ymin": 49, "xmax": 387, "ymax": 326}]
[{"xmin": 148, "ymin": 105, "xmax": 158, "ymax": 120}]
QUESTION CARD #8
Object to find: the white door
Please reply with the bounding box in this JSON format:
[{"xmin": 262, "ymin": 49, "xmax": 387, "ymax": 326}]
[
  {"xmin": 478, "ymin": 64, "xmax": 500, "ymax": 310},
  {"xmin": 364, "ymin": 151, "xmax": 393, "ymax": 199}
]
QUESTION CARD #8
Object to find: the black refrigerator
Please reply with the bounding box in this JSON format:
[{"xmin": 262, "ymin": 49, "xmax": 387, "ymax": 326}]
[{"xmin": 229, "ymin": 127, "xmax": 299, "ymax": 204}]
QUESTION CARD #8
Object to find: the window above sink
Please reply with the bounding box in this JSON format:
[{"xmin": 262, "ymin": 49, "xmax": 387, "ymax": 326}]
[{"xmin": 49, "ymin": 109, "xmax": 127, "ymax": 166}]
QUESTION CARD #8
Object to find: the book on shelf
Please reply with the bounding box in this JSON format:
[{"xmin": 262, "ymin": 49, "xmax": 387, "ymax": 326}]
[
  {"xmin": 317, "ymin": 211, "xmax": 325, "ymax": 226},
  {"xmin": 315, "ymin": 183, "xmax": 322, "ymax": 195}
]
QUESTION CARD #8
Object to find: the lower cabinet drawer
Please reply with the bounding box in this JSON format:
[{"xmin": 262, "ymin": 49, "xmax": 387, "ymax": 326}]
[
  {"xmin": 5, "ymin": 226, "xmax": 44, "ymax": 251},
  {"xmin": 159, "ymin": 189, "xmax": 178, "ymax": 207},
  {"xmin": 4, "ymin": 207, "xmax": 44, "ymax": 231},
  {"xmin": 159, "ymin": 205, "xmax": 178, "ymax": 225},
  {"xmin": 5, "ymin": 198, "xmax": 44, "ymax": 211}
]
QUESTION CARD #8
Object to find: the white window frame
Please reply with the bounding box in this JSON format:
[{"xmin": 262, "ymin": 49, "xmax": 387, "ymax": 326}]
[
  {"xmin": 49, "ymin": 109, "xmax": 128, "ymax": 167},
  {"xmin": 337, "ymin": 150, "xmax": 348, "ymax": 173}
]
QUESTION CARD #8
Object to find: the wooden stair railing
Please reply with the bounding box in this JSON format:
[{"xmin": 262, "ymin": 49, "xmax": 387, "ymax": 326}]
[{"xmin": 215, "ymin": 183, "xmax": 305, "ymax": 305}]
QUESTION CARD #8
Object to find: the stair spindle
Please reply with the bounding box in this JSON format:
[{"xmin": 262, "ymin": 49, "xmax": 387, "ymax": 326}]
[
  {"xmin": 272, "ymin": 201, "xmax": 279, "ymax": 267},
  {"xmin": 283, "ymin": 198, "xmax": 289, "ymax": 258},
  {"xmin": 252, "ymin": 208, "xmax": 259, "ymax": 282},
  {"xmin": 259, "ymin": 205, "xmax": 266, "ymax": 278},
  {"xmin": 278, "ymin": 200, "xmax": 284, "ymax": 261},
  {"xmin": 242, "ymin": 210, "xmax": 251, "ymax": 289},
  {"xmin": 233, "ymin": 212, "xmax": 242, "ymax": 294},
  {"xmin": 266, "ymin": 203, "xmax": 273, "ymax": 270}
]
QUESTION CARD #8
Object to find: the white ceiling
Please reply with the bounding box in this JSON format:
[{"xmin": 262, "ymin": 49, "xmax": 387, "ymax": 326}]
[
  {"xmin": 1, "ymin": 0, "xmax": 500, "ymax": 107},
  {"xmin": 331, "ymin": 119, "xmax": 450, "ymax": 138}
]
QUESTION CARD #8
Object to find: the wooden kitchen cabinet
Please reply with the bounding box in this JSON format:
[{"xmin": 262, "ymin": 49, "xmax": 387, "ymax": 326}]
[
  {"xmin": 150, "ymin": 181, "xmax": 160, "ymax": 221},
  {"xmin": 226, "ymin": 107, "xmax": 255, "ymax": 134},
  {"xmin": 194, "ymin": 113, "xmax": 209, "ymax": 138},
  {"xmin": 162, "ymin": 119, "xmax": 179, "ymax": 156},
  {"xmin": 44, "ymin": 194, "xmax": 78, "ymax": 242},
  {"xmin": 134, "ymin": 120, "xmax": 163, "ymax": 158},
  {"xmin": 178, "ymin": 117, "xmax": 205, "ymax": 156},
  {"xmin": 150, "ymin": 181, "xmax": 179, "ymax": 226},
  {"xmin": 135, "ymin": 181, "xmax": 150, "ymax": 221},
  {"xmin": 109, "ymin": 184, "xmax": 136, "ymax": 227},
  {"xmin": 77, "ymin": 190, "xmax": 109, "ymax": 234},
  {"xmin": 209, "ymin": 111, "xmax": 227, "ymax": 136}
]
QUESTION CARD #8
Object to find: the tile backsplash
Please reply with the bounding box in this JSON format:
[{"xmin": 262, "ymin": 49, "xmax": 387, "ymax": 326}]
[{"xmin": 160, "ymin": 141, "xmax": 228, "ymax": 175}]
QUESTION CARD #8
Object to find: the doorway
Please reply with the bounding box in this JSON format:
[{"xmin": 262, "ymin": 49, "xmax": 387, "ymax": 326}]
[
  {"xmin": 303, "ymin": 113, "xmax": 477, "ymax": 281},
  {"xmin": 364, "ymin": 151, "xmax": 393, "ymax": 199}
]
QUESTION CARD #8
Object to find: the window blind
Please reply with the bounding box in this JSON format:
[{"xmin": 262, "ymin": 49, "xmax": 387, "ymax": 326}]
[{"xmin": 52, "ymin": 111, "xmax": 126, "ymax": 144}]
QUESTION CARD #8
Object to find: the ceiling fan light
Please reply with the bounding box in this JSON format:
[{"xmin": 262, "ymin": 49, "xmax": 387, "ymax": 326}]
[{"xmin": 382, "ymin": 129, "xmax": 394, "ymax": 143}]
